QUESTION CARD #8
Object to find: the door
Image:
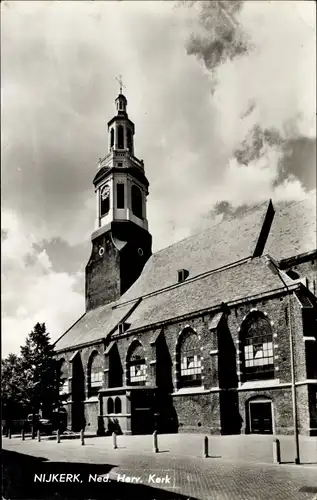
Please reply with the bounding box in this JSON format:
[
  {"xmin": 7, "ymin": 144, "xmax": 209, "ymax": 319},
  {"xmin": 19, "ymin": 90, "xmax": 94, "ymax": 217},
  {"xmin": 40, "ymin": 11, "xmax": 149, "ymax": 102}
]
[{"xmin": 249, "ymin": 401, "xmax": 273, "ymax": 434}]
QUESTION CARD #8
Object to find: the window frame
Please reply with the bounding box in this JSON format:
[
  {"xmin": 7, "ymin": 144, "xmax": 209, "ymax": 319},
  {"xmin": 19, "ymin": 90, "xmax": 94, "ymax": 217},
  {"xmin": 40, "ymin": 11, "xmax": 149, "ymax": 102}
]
[
  {"xmin": 88, "ymin": 352, "xmax": 104, "ymax": 396},
  {"xmin": 178, "ymin": 329, "xmax": 202, "ymax": 388},
  {"xmin": 127, "ymin": 342, "xmax": 147, "ymax": 386},
  {"xmin": 241, "ymin": 313, "xmax": 275, "ymax": 382}
]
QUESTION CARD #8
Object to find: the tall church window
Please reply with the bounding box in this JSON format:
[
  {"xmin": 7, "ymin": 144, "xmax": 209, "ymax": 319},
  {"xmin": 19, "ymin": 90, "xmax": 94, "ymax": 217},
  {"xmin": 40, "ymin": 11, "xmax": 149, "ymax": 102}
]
[
  {"xmin": 178, "ymin": 329, "xmax": 202, "ymax": 388},
  {"xmin": 59, "ymin": 359, "xmax": 69, "ymax": 395},
  {"xmin": 117, "ymin": 125, "xmax": 124, "ymax": 149},
  {"xmin": 110, "ymin": 128, "xmax": 114, "ymax": 148},
  {"xmin": 88, "ymin": 352, "xmax": 103, "ymax": 396},
  {"xmin": 241, "ymin": 312, "xmax": 274, "ymax": 381},
  {"xmin": 131, "ymin": 185, "xmax": 143, "ymax": 219},
  {"xmin": 117, "ymin": 183, "xmax": 125, "ymax": 209},
  {"xmin": 100, "ymin": 184, "xmax": 110, "ymax": 217},
  {"xmin": 127, "ymin": 129, "xmax": 133, "ymax": 153},
  {"xmin": 128, "ymin": 342, "xmax": 147, "ymax": 386}
]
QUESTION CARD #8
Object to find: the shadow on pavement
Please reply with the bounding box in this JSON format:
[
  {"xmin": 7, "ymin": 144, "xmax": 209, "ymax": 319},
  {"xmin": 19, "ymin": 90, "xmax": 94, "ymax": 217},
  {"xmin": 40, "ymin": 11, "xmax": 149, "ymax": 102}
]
[{"xmin": 1, "ymin": 449, "xmax": 199, "ymax": 500}]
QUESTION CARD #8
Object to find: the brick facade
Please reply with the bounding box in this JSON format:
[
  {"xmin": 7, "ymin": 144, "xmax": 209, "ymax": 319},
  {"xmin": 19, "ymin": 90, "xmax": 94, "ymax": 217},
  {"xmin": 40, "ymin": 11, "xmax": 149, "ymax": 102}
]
[{"xmin": 57, "ymin": 288, "xmax": 317, "ymax": 436}]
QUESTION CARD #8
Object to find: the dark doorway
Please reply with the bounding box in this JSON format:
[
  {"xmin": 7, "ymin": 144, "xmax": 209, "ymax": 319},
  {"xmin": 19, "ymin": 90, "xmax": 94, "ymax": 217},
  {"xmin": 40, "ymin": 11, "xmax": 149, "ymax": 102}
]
[
  {"xmin": 71, "ymin": 354, "xmax": 85, "ymax": 432},
  {"xmin": 131, "ymin": 391, "xmax": 154, "ymax": 435},
  {"xmin": 220, "ymin": 391, "xmax": 242, "ymax": 434},
  {"xmin": 133, "ymin": 409, "xmax": 154, "ymax": 435},
  {"xmin": 249, "ymin": 401, "xmax": 273, "ymax": 434}
]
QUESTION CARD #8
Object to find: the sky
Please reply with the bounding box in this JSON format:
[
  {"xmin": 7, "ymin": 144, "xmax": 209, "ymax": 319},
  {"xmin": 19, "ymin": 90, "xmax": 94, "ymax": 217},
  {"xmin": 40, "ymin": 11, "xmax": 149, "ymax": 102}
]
[{"xmin": 1, "ymin": 0, "xmax": 316, "ymax": 357}]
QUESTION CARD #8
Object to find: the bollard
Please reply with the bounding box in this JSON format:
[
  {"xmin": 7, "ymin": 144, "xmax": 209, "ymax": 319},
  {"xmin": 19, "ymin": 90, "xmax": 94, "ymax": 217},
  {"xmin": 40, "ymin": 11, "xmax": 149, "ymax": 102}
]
[
  {"xmin": 22, "ymin": 429, "xmax": 25, "ymax": 441},
  {"xmin": 31, "ymin": 425, "xmax": 35, "ymax": 440},
  {"xmin": 273, "ymin": 438, "xmax": 281, "ymax": 464},
  {"xmin": 203, "ymin": 436, "xmax": 209, "ymax": 458},
  {"xmin": 8, "ymin": 428, "xmax": 11, "ymax": 439},
  {"xmin": 153, "ymin": 430, "xmax": 159, "ymax": 453},
  {"xmin": 37, "ymin": 429, "xmax": 41, "ymax": 442},
  {"xmin": 80, "ymin": 429, "xmax": 85, "ymax": 446},
  {"xmin": 112, "ymin": 431, "xmax": 117, "ymax": 449},
  {"xmin": 56, "ymin": 429, "xmax": 61, "ymax": 444}
]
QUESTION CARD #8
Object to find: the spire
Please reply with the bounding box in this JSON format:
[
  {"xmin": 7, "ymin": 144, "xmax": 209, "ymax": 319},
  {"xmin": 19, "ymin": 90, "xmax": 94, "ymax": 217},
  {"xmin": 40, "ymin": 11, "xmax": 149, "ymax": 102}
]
[
  {"xmin": 115, "ymin": 75, "xmax": 127, "ymax": 115},
  {"xmin": 115, "ymin": 74, "xmax": 126, "ymax": 95}
]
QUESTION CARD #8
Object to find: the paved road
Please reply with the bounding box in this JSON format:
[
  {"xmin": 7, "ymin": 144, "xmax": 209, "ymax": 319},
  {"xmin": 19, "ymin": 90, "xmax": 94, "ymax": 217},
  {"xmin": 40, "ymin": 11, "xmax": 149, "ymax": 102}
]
[{"xmin": 2, "ymin": 436, "xmax": 317, "ymax": 500}]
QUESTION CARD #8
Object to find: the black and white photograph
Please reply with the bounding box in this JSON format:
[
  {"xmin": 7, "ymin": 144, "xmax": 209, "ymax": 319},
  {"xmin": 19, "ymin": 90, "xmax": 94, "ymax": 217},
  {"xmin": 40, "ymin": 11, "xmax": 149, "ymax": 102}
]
[{"xmin": 1, "ymin": 1, "xmax": 317, "ymax": 499}]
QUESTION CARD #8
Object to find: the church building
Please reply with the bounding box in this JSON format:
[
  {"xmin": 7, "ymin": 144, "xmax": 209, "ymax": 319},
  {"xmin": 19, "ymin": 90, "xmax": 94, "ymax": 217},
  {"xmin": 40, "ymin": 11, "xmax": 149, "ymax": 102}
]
[{"xmin": 54, "ymin": 92, "xmax": 317, "ymax": 437}]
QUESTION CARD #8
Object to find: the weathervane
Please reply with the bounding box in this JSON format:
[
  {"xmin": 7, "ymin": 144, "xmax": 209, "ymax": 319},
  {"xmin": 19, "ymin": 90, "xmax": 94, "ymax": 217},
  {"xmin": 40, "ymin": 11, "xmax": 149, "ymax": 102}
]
[{"xmin": 115, "ymin": 75, "xmax": 126, "ymax": 94}]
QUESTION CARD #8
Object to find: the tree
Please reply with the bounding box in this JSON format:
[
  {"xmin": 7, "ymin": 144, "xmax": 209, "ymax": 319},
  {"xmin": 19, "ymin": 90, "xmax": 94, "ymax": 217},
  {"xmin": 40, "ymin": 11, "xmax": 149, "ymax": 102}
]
[
  {"xmin": 20, "ymin": 322, "xmax": 58, "ymax": 417},
  {"xmin": 1, "ymin": 353, "xmax": 28, "ymax": 426}
]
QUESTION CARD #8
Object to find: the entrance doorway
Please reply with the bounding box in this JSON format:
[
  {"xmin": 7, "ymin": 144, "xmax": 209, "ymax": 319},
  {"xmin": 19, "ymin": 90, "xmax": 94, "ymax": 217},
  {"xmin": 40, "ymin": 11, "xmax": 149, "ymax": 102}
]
[{"xmin": 249, "ymin": 400, "xmax": 273, "ymax": 434}]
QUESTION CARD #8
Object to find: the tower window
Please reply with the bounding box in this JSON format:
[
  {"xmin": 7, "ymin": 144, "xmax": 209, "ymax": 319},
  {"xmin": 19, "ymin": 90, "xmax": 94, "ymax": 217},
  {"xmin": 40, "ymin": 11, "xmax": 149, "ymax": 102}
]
[
  {"xmin": 131, "ymin": 185, "xmax": 143, "ymax": 219},
  {"xmin": 100, "ymin": 185, "xmax": 110, "ymax": 217},
  {"xmin": 127, "ymin": 129, "xmax": 133, "ymax": 153},
  {"xmin": 117, "ymin": 125, "xmax": 124, "ymax": 149},
  {"xmin": 110, "ymin": 128, "xmax": 114, "ymax": 148},
  {"xmin": 117, "ymin": 183, "xmax": 125, "ymax": 209}
]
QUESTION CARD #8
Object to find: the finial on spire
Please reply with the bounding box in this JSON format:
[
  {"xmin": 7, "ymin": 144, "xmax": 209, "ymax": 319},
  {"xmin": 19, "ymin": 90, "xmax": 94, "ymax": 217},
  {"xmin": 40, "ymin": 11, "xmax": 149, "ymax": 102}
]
[{"xmin": 115, "ymin": 74, "xmax": 126, "ymax": 95}]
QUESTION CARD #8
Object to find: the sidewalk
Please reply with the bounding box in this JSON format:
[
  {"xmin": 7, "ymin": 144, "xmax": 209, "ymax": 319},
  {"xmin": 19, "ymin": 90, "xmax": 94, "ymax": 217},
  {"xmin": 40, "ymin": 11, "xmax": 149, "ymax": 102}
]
[
  {"xmin": 8, "ymin": 432, "xmax": 317, "ymax": 465},
  {"xmin": 2, "ymin": 436, "xmax": 317, "ymax": 500}
]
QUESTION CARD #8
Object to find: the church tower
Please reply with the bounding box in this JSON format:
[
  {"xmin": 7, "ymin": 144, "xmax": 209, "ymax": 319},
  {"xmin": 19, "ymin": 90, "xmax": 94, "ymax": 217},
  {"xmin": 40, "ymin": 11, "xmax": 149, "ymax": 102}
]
[{"xmin": 85, "ymin": 88, "xmax": 152, "ymax": 311}]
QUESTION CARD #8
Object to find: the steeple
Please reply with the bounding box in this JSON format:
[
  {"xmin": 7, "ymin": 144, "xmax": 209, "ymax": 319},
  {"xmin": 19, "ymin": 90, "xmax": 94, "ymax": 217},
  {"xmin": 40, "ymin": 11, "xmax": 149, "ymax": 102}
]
[
  {"xmin": 93, "ymin": 90, "xmax": 148, "ymax": 232},
  {"xmin": 85, "ymin": 90, "xmax": 152, "ymax": 312}
]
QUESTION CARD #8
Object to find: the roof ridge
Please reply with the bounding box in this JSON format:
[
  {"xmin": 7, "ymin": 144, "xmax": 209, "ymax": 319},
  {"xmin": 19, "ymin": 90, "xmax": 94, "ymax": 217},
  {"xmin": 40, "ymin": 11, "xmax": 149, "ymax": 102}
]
[
  {"xmin": 273, "ymin": 193, "xmax": 316, "ymax": 209},
  {"xmin": 152, "ymin": 199, "xmax": 270, "ymax": 257}
]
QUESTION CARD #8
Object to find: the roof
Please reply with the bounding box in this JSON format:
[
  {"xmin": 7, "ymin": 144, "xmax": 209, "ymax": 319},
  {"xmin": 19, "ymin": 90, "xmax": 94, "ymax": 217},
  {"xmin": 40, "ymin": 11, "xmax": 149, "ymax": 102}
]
[
  {"xmin": 119, "ymin": 201, "xmax": 271, "ymax": 302},
  {"xmin": 264, "ymin": 195, "xmax": 316, "ymax": 261},
  {"xmin": 55, "ymin": 195, "xmax": 316, "ymax": 351},
  {"xmin": 54, "ymin": 300, "xmax": 138, "ymax": 352},
  {"xmin": 112, "ymin": 257, "xmax": 291, "ymax": 334}
]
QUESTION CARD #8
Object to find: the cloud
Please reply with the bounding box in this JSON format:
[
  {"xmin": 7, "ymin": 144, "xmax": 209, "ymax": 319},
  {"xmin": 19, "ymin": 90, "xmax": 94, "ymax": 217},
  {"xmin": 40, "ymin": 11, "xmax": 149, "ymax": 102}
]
[{"xmin": 1, "ymin": 210, "xmax": 84, "ymax": 356}]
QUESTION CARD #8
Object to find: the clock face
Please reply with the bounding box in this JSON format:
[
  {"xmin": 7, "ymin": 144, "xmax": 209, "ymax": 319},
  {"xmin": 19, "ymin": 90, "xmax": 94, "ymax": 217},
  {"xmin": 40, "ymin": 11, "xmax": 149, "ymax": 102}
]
[{"xmin": 101, "ymin": 185, "xmax": 110, "ymax": 200}]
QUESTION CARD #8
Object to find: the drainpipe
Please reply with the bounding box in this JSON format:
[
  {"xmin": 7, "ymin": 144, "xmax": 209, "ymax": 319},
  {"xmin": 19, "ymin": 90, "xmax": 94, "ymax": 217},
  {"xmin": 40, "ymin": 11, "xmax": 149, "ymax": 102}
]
[
  {"xmin": 287, "ymin": 292, "xmax": 300, "ymax": 464},
  {"xmin": 270, "ymin": 259, "xmax": 300, "ymax": 464}
]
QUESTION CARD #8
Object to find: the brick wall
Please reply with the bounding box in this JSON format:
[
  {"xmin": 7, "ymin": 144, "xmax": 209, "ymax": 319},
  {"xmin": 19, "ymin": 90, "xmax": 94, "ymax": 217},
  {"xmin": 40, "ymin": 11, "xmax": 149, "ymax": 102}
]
[
  {"xmin": 56, "ymin": 287, "xmax": 314, "ymax": 435},
  {"xmin": 85, "ymin": 231, "xmax": 121, "ymax": 311}
]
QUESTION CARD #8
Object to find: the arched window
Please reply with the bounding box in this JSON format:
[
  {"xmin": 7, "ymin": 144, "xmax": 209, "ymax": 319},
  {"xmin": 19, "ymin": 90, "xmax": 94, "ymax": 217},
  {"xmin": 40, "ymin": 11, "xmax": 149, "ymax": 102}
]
[
  {"xmin": 178, "ymin": 329, "xmax": 202, "ymax": 388},
  {"xmin": 117, "ymin": 125, "xmax": 124, "ymax": 149},
  {"xmin": 128, "ymin": 342, "xmax": 147, "ymax": 386},
  {"xmin": 110, "ymin": 128, "xmax": 114, "ymax": 148},
  {"xmin": 107, "ymin": 397, "xmax": 114, "ymax": 414},
  {"xmin": 131, "ymin": 185, "xmax": 143, "ymax": 219},
  {"xmin": 59, "ymin": 359, "xmax": 69, "ymax": 395},
  {"xmin": 88, "ymin": 352, "xmax": 103, "ymax": 396},
  {"xmin": 241, "ymin": 312, "xmax": 274, "ymax": 382},
  {"xmin": 114, "ymin": 397, "xmax": 122, "ymax": 414},
  {"xmin": 100, "ymin": 184, "xmax": 110, "ymax": 217},
  {"xmin": 127, "ymin": 129, "xmax": 133, "ymax": 153}
]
